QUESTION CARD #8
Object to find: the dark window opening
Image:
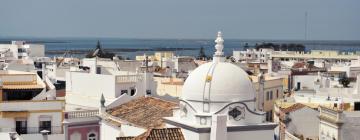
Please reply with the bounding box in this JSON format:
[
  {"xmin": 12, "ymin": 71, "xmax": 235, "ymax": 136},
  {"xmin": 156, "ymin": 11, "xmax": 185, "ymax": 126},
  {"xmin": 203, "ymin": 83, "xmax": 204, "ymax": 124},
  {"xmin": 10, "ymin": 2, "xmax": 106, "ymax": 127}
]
[
  {"xmin": 296, "ymin": 82, "xmax": 301, "ymax": 91},
  {"xmin": 88, "ymin": 133, "xmax": 96, "ymax": 140},
  {"xmin": 16, "ymin": 120, "xmax": 27, "ymax": 134},
  {"xmin": 3, "ymin": 89, "xmax": 43, "ymax": 101},
  {"xmin": 96, "ymin": 67, "xmax": 101, "ymax": 74},
  {"xmin": 39, "ymin": 121, "xmax": 51, "ymax": 134},
  {"xmin": 266, "ymin": 110, "xmax": 273, "ymax": 122},
  {"xmin": 146, "ymin": 90, "xmax": 151, "ymax": 95},
  {"xmin": 354, "ymin": 102, "xmax": 360, "ymax": 110},
  {"xmin": 130, "ymin": 88, "xmax": 136, "ymax": 96},
  {"xmin": 120, "ymin": 90, "xmax": 128, "ymax": 95}
]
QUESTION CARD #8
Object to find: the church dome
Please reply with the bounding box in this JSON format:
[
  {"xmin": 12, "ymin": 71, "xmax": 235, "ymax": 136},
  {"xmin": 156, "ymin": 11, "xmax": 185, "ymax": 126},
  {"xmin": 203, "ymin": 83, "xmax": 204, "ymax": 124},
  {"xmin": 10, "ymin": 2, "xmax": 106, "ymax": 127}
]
[
  {"xmin": 182, "ymin": 32, "xmax": 256, "ymax": 107},
  {"xmin": 182, "ymin": 62, "xmax": 255, "ymax": 102},
  {"xmin": 178, "ymin": 32, "xmax": 264, "ymax": 126}
]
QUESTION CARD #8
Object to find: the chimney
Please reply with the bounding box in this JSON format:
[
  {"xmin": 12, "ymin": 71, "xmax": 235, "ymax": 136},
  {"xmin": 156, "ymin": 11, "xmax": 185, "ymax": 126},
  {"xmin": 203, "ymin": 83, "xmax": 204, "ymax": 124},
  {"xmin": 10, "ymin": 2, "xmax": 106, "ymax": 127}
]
[
  {"xmin": 258, "ymin": 73, "xmax": 265, "ymax": 111},
  {"xmin": 267, "ymin": 59, "xmax": 272, "ymax": 74},
  {"xmin": 210, "ymin": 115, "xmax": 227, "ymax": 140},
  {"xmin": 42, "ymin": 63, "xmax": 46, "ymax": 81},
  {"xmin": 354, "ymin": 74, "xmax": 360, "ymax": 94}
]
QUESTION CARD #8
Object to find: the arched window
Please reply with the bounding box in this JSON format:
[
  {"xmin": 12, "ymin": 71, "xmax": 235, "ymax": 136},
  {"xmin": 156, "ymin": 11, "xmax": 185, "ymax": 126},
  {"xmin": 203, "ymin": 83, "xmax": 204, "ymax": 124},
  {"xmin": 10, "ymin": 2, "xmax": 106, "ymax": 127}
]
[
  {"xmin": 88, "ymin": 133, "xmax": 97, "ymax": 140},
  {"xmin": 130, "ymin": 88, "xmax": 136, "ymax": 96}
]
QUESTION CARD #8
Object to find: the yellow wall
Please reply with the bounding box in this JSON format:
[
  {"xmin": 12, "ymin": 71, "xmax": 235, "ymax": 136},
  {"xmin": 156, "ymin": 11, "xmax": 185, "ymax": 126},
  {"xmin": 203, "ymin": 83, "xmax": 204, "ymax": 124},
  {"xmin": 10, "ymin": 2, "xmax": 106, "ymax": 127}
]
[
  {"xmin": 155, "ymin": 52, "xmax": 174, "ymax": 61},
  {"xmin": 135, "ymin": 55, "xmax": 156, "ymax": 61}
]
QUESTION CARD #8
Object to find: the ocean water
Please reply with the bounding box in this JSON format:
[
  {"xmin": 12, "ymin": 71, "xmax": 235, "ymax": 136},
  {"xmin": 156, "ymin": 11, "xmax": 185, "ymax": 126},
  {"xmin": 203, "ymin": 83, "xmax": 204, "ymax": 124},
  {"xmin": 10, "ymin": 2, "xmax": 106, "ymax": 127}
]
[{"xmin": 1, "ymin": 38, "xmax": 360, "ymax": 59}]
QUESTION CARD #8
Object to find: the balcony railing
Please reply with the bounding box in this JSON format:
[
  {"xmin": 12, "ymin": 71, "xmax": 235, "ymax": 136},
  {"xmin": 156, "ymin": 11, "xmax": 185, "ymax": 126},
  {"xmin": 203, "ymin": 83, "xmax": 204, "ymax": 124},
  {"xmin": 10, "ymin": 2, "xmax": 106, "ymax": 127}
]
[
  {"xmin": 0, "ymin": 126, "xmax": 62, "ymax": 134},
  {"xmin": 116, "ymin": 75, "xmax": 143, "ymax": 83},
  {"xmin": 65, "ymin": 110, "xmax": 99, "ymax": 119}
]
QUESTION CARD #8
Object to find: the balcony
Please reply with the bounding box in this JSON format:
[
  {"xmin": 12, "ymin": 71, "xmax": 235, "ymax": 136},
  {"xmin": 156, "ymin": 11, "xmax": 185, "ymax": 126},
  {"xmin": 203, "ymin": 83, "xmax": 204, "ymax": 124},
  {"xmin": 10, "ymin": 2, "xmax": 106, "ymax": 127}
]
[
  {"xmin": 0, "ymin": 100, "xmax": 64, "ymax": 112},
  {"xmin": 65, "ymin": 110, "xmax": 99, "ymax": 119},
  {"xmin": 0, "ymin": 126, "xmax": 62, "ymax": 135}
]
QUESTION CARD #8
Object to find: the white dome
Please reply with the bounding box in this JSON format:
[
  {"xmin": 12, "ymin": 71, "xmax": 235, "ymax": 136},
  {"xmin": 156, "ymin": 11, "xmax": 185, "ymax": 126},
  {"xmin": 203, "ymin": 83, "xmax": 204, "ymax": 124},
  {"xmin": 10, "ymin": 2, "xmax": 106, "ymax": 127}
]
[{"xmin": 182, "ymin": 61, "xmax": 256, "ymax": 102}]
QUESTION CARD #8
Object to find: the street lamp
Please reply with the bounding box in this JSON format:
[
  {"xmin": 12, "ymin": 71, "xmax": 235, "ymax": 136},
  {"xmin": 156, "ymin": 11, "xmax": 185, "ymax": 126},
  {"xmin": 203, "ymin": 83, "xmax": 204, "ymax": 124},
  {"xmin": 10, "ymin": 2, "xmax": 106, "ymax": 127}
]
[{"xmin": 40, "ymin": 130, "xmax": 50, "ymax": 140}]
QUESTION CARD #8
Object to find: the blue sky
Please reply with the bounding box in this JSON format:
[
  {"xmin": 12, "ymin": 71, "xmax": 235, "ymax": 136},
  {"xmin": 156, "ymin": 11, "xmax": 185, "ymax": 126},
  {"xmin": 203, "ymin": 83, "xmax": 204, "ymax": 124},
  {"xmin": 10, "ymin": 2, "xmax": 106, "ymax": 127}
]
[{"xmin": 0, "ymin": 0, "xmax": 359, "ymax": 40}]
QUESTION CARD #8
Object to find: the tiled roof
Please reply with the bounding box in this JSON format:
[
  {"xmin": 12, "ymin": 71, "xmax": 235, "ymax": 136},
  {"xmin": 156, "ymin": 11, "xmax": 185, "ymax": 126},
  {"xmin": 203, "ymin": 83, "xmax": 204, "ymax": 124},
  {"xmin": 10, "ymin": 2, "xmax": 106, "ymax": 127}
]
[
  {"xmin": 107, "ymin": 96, "xmax": 177, "ymax": 128},
  {"xmin": 103, "ymin": 118, "xmax": 122, "ymax": 127},
  {"xmin": 281, "ymin": 103, "xmax": 306, "ymax": 113},
  {"xmin": 117, "ymin": 128, "xmax": 185, "ymax": 140},
  {"xmin": 117, "ymin": 137, "xmax": 135, "ymax": 140}
]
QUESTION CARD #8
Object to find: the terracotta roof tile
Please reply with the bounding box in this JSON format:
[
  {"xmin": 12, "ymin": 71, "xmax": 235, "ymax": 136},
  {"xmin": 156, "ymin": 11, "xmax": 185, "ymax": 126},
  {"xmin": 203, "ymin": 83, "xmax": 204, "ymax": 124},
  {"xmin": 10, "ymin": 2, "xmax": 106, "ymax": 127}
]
[
  {"xmin": 117, "ymin": 137, "xmax": 135, "ymax": 140},
  {"xmin": 117, "ymin": 128, "xmax": 185, "ymax": 140},
  {"xmin": 280, "ymin": 103, "xmax": 306, "ymax": 113},
  {"xmin": 108, "ymin": 96, "xmax": 177, "ymax": 128}
]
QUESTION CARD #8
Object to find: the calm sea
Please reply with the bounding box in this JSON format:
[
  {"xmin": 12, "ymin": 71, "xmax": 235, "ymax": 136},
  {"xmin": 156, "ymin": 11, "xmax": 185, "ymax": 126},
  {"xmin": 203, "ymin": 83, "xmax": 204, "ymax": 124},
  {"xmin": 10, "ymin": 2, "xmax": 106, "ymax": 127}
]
[{"xmin": 1, "ymin": 38, "xmax": 360, "ymax": 59}]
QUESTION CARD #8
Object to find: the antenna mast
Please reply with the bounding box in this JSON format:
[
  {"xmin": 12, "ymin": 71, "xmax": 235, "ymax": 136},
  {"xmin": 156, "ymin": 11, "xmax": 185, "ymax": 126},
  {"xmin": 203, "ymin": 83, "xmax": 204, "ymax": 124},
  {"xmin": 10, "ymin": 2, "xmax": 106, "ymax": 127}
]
[{"xmin": 304, "ymin": 12, "xmax": 308, "ymax": 40}]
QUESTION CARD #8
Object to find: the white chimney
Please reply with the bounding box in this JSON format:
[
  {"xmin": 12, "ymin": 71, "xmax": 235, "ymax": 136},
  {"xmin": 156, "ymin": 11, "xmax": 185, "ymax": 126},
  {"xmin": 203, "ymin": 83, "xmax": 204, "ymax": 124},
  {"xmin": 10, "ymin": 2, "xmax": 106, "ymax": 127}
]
[
  {"xmin": 258, "ymin": 73, "xmax": 265, "ymax": 111},
  {"xmin": 210, "ymin": 115, "xmax": 227, "ymax": 140},
  {"xmin": 354, "ymin": 74, "xmax": 360, "ymax": 94},
  {"xmin": 267, "ymin": 59, "xmax": 272, "ymax": 74},
  {"xmin": 42, "ymin": 63, "xmax": 46, "ymax": 81}
]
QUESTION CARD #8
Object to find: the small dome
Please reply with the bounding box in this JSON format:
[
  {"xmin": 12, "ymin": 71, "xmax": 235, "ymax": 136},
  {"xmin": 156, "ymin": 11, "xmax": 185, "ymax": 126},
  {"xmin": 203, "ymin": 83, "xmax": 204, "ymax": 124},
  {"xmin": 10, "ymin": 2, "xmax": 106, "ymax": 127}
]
[{"xmin": 182, "ymin": 61, "xmax": 255, "ymax": 102}]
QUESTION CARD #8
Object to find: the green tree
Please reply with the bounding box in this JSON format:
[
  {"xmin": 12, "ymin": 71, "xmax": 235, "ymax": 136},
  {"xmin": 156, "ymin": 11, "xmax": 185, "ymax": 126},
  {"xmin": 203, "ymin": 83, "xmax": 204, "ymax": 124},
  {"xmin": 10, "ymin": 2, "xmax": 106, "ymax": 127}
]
[
  {"xmin": 339, "ymin": 77, "xmax": 350, "ymax": 88},
  {"xmin": 86, "ymin": 40, "xmax": 115, "ymax": 59}
]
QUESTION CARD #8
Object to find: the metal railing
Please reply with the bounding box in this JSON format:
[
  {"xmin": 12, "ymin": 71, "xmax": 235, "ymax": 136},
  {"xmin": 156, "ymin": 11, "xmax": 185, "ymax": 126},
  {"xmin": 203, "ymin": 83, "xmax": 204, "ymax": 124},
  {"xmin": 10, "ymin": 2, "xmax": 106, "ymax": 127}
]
[
  {"xmin": 65, "ymin": 110, "xmax": 99, "ymax": 119},
  {"xmin": 0, "ymin": 126, "xmax": 62, "ymax": 134}
]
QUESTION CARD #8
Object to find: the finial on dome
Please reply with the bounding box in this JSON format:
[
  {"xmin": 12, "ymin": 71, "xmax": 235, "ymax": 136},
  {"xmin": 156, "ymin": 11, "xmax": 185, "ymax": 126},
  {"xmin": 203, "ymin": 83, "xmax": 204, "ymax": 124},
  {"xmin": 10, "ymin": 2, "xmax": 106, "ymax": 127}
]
[
  {"xmin": 214, "ymin": 31, "xmax": 224, "ymax": 57},
  {"xmin": 100, "ymin": 93, "xmax": 105, "ymax": 107}
]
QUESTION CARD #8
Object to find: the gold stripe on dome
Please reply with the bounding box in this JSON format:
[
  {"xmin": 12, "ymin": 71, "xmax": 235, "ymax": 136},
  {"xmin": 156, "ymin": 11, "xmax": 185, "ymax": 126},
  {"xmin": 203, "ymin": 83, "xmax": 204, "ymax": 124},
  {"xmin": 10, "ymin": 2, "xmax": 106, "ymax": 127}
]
[{"xmin": 205, "ymin": 75, "xmax": 212, "ymax": 82}]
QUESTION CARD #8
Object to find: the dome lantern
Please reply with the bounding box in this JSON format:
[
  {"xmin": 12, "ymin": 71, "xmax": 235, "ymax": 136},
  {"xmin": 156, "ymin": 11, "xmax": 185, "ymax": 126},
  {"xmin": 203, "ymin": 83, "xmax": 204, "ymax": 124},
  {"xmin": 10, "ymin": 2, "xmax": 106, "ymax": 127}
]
[{"xmin": 213, "ymin": 31, "xmax": 225, "ymax": 62}]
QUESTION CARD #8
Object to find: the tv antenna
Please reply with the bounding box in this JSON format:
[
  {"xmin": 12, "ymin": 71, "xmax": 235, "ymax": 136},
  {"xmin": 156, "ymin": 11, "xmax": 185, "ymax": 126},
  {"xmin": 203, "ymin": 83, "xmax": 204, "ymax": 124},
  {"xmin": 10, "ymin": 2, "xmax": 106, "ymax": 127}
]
[{"xmin": 304, "ymin": 12, "xmax": 308, "ymax": 40}]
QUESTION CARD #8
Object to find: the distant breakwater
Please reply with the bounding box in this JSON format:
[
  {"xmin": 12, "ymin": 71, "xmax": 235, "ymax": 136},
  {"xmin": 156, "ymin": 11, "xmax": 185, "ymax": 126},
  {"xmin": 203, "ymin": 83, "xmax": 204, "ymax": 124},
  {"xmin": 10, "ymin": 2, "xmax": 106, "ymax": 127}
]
[{"xmin": 45, "ymin": 47, "xmax": 199, "ymax": 55}]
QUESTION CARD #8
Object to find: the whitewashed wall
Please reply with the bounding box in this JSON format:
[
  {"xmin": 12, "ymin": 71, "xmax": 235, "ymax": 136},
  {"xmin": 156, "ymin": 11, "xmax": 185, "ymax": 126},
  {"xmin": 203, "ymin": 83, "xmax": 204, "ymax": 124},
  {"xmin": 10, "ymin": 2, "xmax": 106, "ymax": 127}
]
[
  {"xmin": 28, "ymin": 44, "xmax": 45, "ymax": 57},
  {"xmin": 121, "ymin": 124, "xmax": 146, "ymax": 137},
  {"xmin": 100, "ymin": 121, "xmax": 121, "ymax": 140},
  {"xmin": 66, "ymin": 72, "xmax": 115, "ymax": 98},
  {"xmin": 293, "ymin": 75, "xmax": 317, "ymax": 90}
]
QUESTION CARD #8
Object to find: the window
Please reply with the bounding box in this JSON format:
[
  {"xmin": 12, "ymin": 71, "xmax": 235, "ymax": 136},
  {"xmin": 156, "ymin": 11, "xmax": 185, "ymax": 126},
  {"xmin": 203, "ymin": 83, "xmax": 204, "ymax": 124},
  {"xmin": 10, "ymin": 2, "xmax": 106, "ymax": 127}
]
[
  {"xmin": 355, "ymin": 102, "xmax": 360, "ymax": 111},
  {"xmin": 39, "ymin": 116, "xmax": 52, "ymax": 133},
  {"xmin": 96, "ymin": 67, "xmax": 101, "ymax": 74},
  {"xmin": 266, "ymin": 91, "xmax": 269, "ymax": 100},
  {"xmin": 270, "ymin": 91, "xmax": 273, "ymax": 100},
  {"xmin": 296, "ymin": 82, "xmax": 301, "ymax": 91},
  {"xmin": 146, "ymin": 90, "xmax": 151, "ymax": 95},
  {"xmin": 18, "ymin": 48, "xmax": 26, "ymax": 53},
  {"xmin": 265, "ymin": 110, "xmax": 273, "ymax": 121},
  {"xmin": 88, "ymin": 133, "xmax": 97, "ymax": 140},
  {"xmin": 16, "ymin": 119, "xmax": 27, "ymax": 134},
  {"xmin": 121, "ymin": 90, "xmax": 128, "ymax": 95},
  {"xmin": 130, "ymin": 88, "xmax": 136, "ymax": 96},
  {"xmin": 39, "ymin": 121, "xmax": 51, "ymax": 133},
  {"xmin": 276, "ymin": 89, "xmax": 279, "ymax": 98}
]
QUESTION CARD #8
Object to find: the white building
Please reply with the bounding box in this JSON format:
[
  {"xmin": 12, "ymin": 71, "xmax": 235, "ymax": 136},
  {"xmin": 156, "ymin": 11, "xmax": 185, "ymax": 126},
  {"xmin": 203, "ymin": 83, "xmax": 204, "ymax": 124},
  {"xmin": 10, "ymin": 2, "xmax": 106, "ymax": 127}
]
[
  {"xmin": 65, "ymin": 57, "xmax": 156, "ymax": 109},
  {"xmin": 0, "ymin": 41, "xmax": 45, "ymax": 60},
  {"xmin": 319, "ymin": 106, "xmax": 360, "ymax": 140},
  {"xmin": 164, "ymin": 32, "xmax": 277, "ymax": 140},
  {"xmin": 233, "ymin": 48, "xmax": 273, "ymax": 63},
  {"xmin": 0, "ymin": 70, "xmax": 64, "ymax": 140}
]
